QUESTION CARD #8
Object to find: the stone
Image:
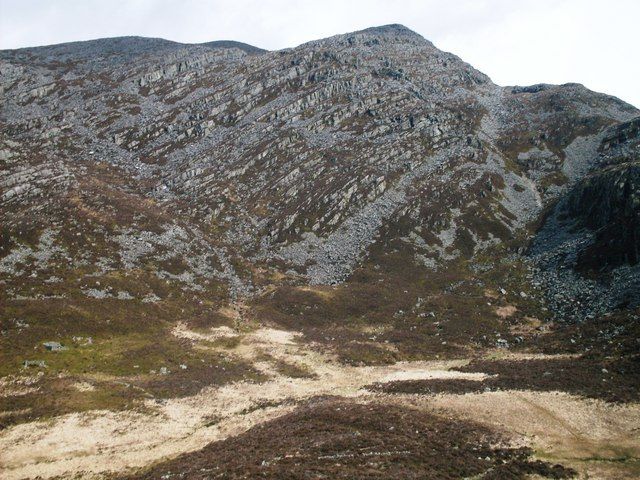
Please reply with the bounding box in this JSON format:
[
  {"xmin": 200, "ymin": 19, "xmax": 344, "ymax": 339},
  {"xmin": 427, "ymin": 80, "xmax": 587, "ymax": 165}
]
[
  {"xmin": 23, "ymin": 360, "xmax": 46, "ymax": 368},
  {"xmin": 43, "ymin": 341, "xmax": 67, "ymax": 351}
]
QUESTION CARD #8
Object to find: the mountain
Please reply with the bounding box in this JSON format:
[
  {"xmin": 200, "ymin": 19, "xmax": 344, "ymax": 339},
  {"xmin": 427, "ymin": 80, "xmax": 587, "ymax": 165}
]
[{"xmin": 1, "ymin": 24, "xmax": 639, "ymax": 480}]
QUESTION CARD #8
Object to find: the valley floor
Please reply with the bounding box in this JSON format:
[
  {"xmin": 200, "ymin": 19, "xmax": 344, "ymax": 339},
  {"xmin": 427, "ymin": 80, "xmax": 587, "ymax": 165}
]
[{"xmin": 1, "ymin": 322, "xmax": 638, "ymax": 480}]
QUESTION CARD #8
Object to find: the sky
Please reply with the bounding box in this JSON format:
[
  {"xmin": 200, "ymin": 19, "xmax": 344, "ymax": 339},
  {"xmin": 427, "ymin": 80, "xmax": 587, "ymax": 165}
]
[{"xmin": 1, "ymin": 0, "xmax": 638, "ymax": 108}]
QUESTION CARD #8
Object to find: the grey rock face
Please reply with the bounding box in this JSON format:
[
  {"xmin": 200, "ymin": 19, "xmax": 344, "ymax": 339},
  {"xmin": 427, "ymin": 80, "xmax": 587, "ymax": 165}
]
[{"xmin": 530, "ymin": 118, "xmax": 640, "ymax": 321}]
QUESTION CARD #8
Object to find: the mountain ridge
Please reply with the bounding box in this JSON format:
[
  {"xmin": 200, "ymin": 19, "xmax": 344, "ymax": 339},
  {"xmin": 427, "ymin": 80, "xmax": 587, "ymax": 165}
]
[
  {"xmin": 0, "ymin": 35, "xmax": 266, "ymax": 55},
  {"xmin": 0, "ymin": 23, "xmax": 425, "ymax": 53}
]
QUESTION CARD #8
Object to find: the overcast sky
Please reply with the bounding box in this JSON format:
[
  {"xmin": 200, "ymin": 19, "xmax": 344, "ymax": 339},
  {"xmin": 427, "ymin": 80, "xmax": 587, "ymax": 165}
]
[{"xmin": 1, "ymin": 0, "xmax": 638, "ymax": 107}]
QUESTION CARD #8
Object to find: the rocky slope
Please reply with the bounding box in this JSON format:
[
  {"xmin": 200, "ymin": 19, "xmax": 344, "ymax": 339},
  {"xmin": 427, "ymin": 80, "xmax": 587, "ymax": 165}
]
[
  {"xmin": 1, "ymin": 24, "xmax": 639, "ymax": 449},
  {"xmin": 2, "ymin": 25, "xmax": 637, "ymax": 285},
  {"xmin": 529, "ymin": 117, "xmax": 640, "ymax": 321}
]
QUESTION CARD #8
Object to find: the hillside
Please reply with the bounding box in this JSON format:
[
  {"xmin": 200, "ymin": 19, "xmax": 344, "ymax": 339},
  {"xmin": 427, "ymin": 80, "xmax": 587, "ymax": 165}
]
[{"xmin": 1, "ymin": 24, "xmax": 639, "ymax": 479}]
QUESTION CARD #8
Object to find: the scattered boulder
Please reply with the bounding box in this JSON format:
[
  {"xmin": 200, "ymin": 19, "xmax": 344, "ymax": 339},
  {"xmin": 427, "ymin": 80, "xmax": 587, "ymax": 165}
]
[{"xmin": 43, "ymin": 341, "xmax": 67, "ymax": 352}]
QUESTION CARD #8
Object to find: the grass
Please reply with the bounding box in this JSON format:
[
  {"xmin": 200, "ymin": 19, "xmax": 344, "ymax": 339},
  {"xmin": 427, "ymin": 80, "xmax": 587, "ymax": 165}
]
[
  {"xmin": 201, "ymin": 335, "xmax": 243, "ymax": 350},
  {"xmin": 252, "ymin": 351, "xmax": 316, "ymax": 379},
  {"xmin": 534, "ymin": 448, "xmax": 640, "ymax": 479},
  {"xmin": 1, "ymin": 195, "xmax": 553, "ymax": 428},
  {"xmin": 0, "ymin": 376, "xmax": 145, "ymax": 428},
  {"xmin": 271, "ymin": 357, "xmax": 317, "ymax": 379},
  {"xmin": 0, "ymin": 317, "xmax": 264, "ymax": 427}
]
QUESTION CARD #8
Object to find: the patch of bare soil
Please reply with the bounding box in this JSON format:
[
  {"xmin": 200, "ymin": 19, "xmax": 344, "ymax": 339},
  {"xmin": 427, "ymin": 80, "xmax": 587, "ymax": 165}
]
[
  {"xmin": 123, "ymin": 397, "xmax": 576, "ymax": 480},
  {"xmin": 496, "ymin": 304, "xmax": 518, "ymax": 318},
  {"xmin": 369, "ymin": 377, "xmax": 486, "ymax": 395}
]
